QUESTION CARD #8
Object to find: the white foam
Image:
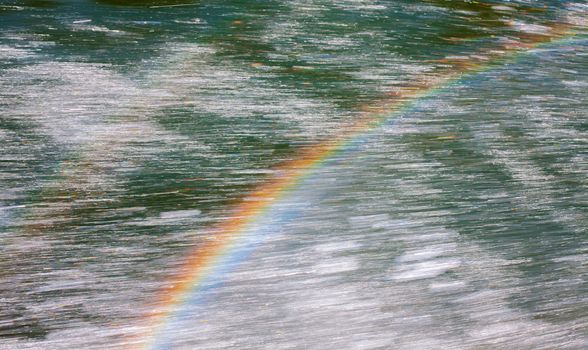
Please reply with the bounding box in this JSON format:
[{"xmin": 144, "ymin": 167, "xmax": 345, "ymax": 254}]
[
  {"xmin": 507, "ymin": 20, "xmax": 551, "ymax": 35},
  {"xmin": 348, "ymin": 213, "xmax": 390, "ymax": 228},
  {"xmin": 428, "ymin": 281, "xmax": 467, "ymax": 292},
  {"xmin": 492, "ymin": 5, "xmax": 515, "ymax": 12},
  {"xmin": 395, "ymin": 244, "xmax": 455, "ymax": 263},
  {"xmin": 0, "ymin": 45, "xmax": 33, "ymax": 60},
  {"xmin": 314, "ymin": 241, "xmax": 360, "ymax": 253},
  {"xmin": 313, "ymin": 257, "xmax": 359, "ymax": 275},
  {"xmin": 391, "ymin": 258, "xmax": 462, "ymax": 281},
  {"xmin": 159, "ymin": 209, "xmax": 202, "ymax": 219}
]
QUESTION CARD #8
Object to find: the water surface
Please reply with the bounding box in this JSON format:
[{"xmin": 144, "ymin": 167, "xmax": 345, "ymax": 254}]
[{"xmin": 1, "ymin": 1, "xmax": 587, "ymax": 349}]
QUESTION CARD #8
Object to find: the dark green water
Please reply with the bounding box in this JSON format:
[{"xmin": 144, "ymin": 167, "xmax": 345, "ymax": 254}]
[{"xmin": 1, "ymin": 1, "xmax": 587, "ymax": 349}]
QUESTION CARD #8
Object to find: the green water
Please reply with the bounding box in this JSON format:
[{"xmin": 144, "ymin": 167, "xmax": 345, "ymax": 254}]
[{"xmin": 0, "ymin": 1, "xmax": 587, "ymax": 349}]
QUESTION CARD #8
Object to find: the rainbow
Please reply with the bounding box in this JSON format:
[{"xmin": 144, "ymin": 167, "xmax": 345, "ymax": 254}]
[{"xmin": 135, "ymin": 20, "xmax": 583, "ymax": 350}]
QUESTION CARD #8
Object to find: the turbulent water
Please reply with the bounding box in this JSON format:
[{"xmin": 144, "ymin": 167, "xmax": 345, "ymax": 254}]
[{"xmin": 1, "ymin": 1, "xmax": 587, "ymax": 349}]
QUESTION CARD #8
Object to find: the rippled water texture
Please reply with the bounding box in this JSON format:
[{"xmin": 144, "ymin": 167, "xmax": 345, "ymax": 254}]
[{"xmin": 1, "ymin": 1, "xmax": 587, "ymax": 349}]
